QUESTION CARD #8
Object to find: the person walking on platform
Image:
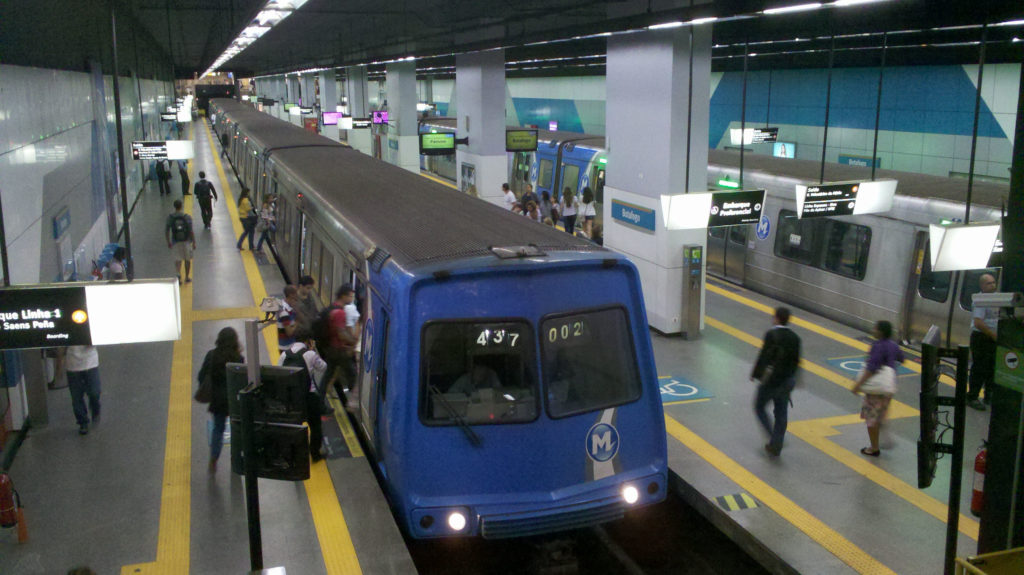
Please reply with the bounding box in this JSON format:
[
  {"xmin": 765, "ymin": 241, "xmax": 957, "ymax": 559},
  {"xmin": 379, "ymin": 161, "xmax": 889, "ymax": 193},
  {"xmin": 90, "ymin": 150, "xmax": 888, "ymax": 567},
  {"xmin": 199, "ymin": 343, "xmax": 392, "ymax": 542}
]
[
  {"xmin": 560, "ymin": 187, "xmax": 579, "ymax": 234},
  {"xmin": 193, "ymin": 171, "xmax": 218, "ymax": 229},
  {"xmin": 968, "ymin": 273, "xmax": 1000, "ymax": 411},
  {"xmin": 751, "ymin": 307, "xmax": 802, "ymax": 456},
  {"xmin": 220, "ymin": 131, "xmax": 230, "ymax": 159},
  {"xmin": 296, "ymin": 275, "xmax": 320, "ymax": 333},
  {"xmin": 155, "ymin": 158, "xmax": 172, "ymax": 196},
  {"xmin": 852, "ymin": 320, "xmax": 903, "ymax": 457},
  {"xmin": 236, "ymin": 188, "xmax": 257, "ymax": 250},
  {"xmin": 316, "ymin": 284, "xmax": 357, "ymax": 403},
  {"xmin": 277, "ymin": 285, "xmax": 300, "ymax": 352},
  {"xmin": 502, "ymin": 183, "xmax": 517, "ymax": 211},
  {"xmin": 178, "ymin": 160, "xmax": 190, "ymax": 197},
  {"xmin": 197, "ymin": 327, "xmax": 243, "ymax": 472},
  {"xmin": 254, "ymin": 197, "xmax": 276, "ymax": 253},
  {"xmin": 63, "ymin": 345, "xmax": 102, "ymax": 435},
  {"xmin": 278, "ymin": 329, "xmax": 329, "ymax": 462},
  {"xmin": 580, "ymin": 187, "xmax": 597, "ymax": 238},
  {"xmin": 519, "ymin": 184, "xmax": 538, "ymax": 216},
  {"xmin": 166, "ymin": 199, "xmax": 196, "ymax": 284}
]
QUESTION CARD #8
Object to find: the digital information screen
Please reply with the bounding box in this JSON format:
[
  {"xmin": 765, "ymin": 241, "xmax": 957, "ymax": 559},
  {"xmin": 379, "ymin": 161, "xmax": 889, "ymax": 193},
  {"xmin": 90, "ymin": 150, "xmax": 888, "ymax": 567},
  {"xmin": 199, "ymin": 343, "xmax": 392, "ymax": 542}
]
[
  {"xmin": 0, "ymin": 280, "xmax": 181, "ymax": 350},
  {"xmin": 707, "ymin": 189, "xmax": 766, "ymax": 227},
  {"xmin": 751, "ymin": 128, "xmax": 778, "ymax": 144},
  {"xmin": 131, "ymin": 141, "xmax": 167, "ymax": 160},
  {"xmin": 372, "ymin": 110, "xmax": 389, "ymax": 124},
  {"xmin": 506, "ymin": 129, "xmax": 538, "ymax": 152},
  {"xmin": 420, "ymin": 132, "xmax": 456, "ymax": 156},
  {"xmin": 351, "ymin": 118, "xmax": 371, "ymax": 129},
  {"xmin": 160, "ymin": 113, "xmax": 177, "ymax": 122},
  {"xmin": 321, "ymin": 111, "xmax": 344, "ymax": 125},
  {"xmin": 798, "ymin": 182, "xmax": 859, "ymax": 218}
]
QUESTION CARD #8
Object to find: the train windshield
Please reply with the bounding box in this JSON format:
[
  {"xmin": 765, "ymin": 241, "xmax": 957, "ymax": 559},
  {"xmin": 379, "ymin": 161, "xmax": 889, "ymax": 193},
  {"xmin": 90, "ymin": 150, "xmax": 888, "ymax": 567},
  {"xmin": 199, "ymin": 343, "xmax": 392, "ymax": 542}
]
[
  {"xmin": 422, "ymin": 321, "xmax": 539, "ymax": 425},
  {"xmin": 541, "ymin": 307, "xmax": 642, "ymax": 418}
]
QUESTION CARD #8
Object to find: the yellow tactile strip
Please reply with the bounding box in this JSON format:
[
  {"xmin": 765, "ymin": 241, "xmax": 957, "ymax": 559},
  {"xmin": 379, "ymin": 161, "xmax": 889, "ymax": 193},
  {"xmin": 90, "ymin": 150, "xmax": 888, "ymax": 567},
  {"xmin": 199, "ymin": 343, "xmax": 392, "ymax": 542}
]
[{"xmin": 665, "ymin": 415, "xmax": 898, "ymax": 575}]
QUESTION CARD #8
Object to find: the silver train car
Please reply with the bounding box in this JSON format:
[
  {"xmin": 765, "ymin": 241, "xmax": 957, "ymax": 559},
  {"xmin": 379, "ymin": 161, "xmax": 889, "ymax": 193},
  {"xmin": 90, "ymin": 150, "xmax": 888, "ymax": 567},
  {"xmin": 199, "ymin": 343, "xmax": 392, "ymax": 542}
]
[{"xmin": 705, "ymin": 149, "xmax": 1006, "ymax": 347}]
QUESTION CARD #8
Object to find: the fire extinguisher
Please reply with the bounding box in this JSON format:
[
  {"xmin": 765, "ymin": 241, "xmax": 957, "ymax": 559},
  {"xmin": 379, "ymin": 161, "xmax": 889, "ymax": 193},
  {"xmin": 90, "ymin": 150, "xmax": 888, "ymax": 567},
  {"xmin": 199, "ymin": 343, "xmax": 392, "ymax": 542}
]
[
  {"xmin": 0, "ymin": 472, "xmax": 27, "ymax": 542},
  {"xmin": 971, "ymin": 444, "xmax": 987, "ymax": 517}
]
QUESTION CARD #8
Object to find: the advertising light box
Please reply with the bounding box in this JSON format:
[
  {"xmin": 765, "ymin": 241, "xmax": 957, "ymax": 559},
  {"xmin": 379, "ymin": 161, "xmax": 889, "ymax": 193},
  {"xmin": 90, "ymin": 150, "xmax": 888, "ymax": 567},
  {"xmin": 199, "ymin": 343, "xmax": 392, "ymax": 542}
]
[
  {"xmin": 506, "ymin": 129, "xmax": 538, "ymax": 152},
  {"xmin": 372, "ymin": 110, "xmax": 389, "ymax": 124},
  {"xmin": 420, "ymin": 132, "xmax": 456, "ymax": 156},
  {"xmin": 322, "ymin": 111, "xmax": 344, "ymax": 126}
]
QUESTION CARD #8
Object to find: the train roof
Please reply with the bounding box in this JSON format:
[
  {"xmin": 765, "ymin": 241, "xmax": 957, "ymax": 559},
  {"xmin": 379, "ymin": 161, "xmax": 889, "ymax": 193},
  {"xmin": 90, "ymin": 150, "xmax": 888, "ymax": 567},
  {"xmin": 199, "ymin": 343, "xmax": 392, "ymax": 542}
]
[
  {"xmin": 708, "ymin": 149, "xmax": 1008, "ymax": 210},
  {"xmin": 212, "ymin": 99, "xmax": 603, "ymax": 269}
]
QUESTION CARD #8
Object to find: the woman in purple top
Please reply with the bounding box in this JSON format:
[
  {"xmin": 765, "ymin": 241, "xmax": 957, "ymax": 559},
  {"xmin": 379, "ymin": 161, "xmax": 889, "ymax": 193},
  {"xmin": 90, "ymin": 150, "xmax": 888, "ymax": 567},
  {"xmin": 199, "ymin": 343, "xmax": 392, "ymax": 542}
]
[{"xmin": 852, "ymin": 320, "xmax": 904, "ymax": 456}]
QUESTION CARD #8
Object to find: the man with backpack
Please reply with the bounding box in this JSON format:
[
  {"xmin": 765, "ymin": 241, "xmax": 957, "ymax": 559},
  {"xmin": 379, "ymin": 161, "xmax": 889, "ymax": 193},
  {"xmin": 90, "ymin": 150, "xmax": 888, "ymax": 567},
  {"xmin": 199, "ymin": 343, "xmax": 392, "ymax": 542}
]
[
  {"xmin": 277, "ymin": 329, "xmax": 329, "ymax": 463},
  {"xmin": 193, "ymin": 171, "xmax": 218, "ymax": 229},
  {"xmin": 165, "ymin": 200, "xmax": 196, "ymax": 284},
  {"xmin": 313, "ymin": 284, "xmax": 357, "ymax": 404}
]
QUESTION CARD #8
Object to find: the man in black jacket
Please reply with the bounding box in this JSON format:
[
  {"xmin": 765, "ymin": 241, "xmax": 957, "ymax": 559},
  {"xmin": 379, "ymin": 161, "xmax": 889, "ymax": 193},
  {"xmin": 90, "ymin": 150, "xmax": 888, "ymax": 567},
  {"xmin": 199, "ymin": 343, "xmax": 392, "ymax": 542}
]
[
  {"xmin": 751, "ymin": 307, "xmax": 802, "ymax": 456},
  {"xmin": 193, "ymin": 171, "xmax": 218, "ymax": 229}
]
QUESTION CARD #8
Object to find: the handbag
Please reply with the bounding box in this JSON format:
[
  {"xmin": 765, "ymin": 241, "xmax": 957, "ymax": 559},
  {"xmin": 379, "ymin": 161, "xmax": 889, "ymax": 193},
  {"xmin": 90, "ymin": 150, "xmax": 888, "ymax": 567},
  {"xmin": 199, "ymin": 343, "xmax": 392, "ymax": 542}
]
[
  {"xmin": 858, "ymin": 365, "xmax": 896, "ymax": 396},
  {"xmin": 194, "ymin": 370, "xmax": 213, "ymax": 403}
]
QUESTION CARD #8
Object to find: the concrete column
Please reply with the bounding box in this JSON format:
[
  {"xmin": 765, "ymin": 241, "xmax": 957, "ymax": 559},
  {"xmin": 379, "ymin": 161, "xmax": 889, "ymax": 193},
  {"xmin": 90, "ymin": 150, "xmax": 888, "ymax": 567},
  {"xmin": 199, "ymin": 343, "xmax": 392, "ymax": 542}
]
[
  {"xmin": 319, "ymin": 70, "xmax": 339, "ymax": 141},
  {"xmin": 300, "ymin": 74, "xmax": 316, "ymax": 107},
  {"xmin": 346, "ymin": 66, "xmax": 371, "ymax": 154},
  {"xmin": 605, "ymin": 26, "xmax": 711, "ymax": 334},
  {"xmin": 455, "ymin": 50, "xmax": 506, "ymax": 205},
  {"xmin": 385, "ymin": 61, "xmax": 419, "ymax": 173}
]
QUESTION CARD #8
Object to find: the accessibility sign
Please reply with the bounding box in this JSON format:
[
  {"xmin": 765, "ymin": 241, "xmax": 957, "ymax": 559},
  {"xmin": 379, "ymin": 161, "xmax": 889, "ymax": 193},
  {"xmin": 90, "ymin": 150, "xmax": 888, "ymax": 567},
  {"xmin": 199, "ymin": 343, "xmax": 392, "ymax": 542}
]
[
  {"xmin": 659, "ymin": 375, "xmax": 713, "ymax": 404},
  {"xmin": 826, "ymin": 356, "xmax": 914, "ymax": 377}
]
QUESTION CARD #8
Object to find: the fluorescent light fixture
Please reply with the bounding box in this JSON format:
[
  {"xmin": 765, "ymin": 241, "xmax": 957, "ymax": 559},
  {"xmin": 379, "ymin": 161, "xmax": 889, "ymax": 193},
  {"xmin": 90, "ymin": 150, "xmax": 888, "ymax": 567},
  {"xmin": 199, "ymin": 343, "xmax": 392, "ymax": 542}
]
[
  {"xmin": 648, "ymin": 21, "xmax": 684, "ymax": 30},
  {"xmin": 929, "ymin": 222, "xmax": 1001, "ymax": 272},
  {"xmin": 201, "ymin": 0, "xmax": 311, "ymax": 78},
  {"xmin": 995, "ymin": 19, "xmax": 1024, "ymax": 27},
  {"xmin": 763, "ymin": 3, "xmax": 822, "ymax": 15},
  {"xmin": 718, "ymin": 179, "xmax": 741, "ymax": 189},
  {"xmin": 690, "ymin": 17, "xmax": 719, "ymax": 25},
  {"xmin": 834, "ymin": 0, "xmax": 887, "ymax": 6}
]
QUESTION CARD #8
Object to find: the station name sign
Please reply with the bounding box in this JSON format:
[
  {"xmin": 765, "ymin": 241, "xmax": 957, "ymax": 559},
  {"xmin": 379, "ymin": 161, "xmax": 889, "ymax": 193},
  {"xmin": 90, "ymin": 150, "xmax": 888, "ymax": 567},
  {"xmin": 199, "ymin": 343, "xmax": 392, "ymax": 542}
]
[
  {"xmin": 708, "ymin": 189, "xmax": 766, "ymax": 227},
  {"xmin": 795, "ymin": 179, "xmax": 898, "ymax": 219}
]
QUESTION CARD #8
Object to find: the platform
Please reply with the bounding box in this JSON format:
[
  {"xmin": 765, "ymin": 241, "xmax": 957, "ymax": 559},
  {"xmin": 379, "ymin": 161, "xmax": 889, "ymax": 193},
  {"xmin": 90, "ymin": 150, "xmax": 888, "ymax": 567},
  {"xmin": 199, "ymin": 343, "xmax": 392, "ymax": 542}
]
[{"xmin": 0, "ymin": 119, "xmax": 416, "ymax": 575}]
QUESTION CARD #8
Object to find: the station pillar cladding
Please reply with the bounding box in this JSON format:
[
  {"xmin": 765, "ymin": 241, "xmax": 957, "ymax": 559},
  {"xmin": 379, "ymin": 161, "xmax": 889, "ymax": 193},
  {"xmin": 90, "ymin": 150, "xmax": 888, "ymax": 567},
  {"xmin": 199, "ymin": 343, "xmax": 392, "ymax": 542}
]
[
  {"xmin": 300, "ymin": 73, "xmax": 315, "ymax": 108},
  {"xmin": 318, "ymin": 70, "xmax": 340, "ymax": 142},
  {"xmin": 346, "ymin": 66, "xmax": 372, "ymax": 155},
  {"xmin": 978, "ymin": 62, "xmax": 1024, "ymax": 554},
  {"xmin": 385, "ymin": 61, "xmax": 420, "ymax": 173},
  {"xmin": 604, "ymin": 26, "xmax": 711, "ymax": 334},
  {"xmin": 287, "ymin": 75, "xmax": 300, "ymax": 124},
  {"xmin": 455, "ymin": 49, "xmax": 507, "ymax": 207}
]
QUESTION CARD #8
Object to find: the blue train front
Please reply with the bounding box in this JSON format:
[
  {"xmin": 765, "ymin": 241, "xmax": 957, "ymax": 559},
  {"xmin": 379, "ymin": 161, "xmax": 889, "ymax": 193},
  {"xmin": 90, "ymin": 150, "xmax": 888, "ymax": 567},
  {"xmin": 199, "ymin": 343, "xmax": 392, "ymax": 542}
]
[{"xmin": 362, "ymin": 251, "xmax": 667, "ymax": 539}]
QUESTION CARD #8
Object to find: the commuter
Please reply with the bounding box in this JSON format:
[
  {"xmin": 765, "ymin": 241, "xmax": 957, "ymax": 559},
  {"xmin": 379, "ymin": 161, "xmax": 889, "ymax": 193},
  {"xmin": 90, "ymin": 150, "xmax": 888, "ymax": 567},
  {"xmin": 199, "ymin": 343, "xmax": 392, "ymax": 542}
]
[
  {"xmin": 343, "ymin": 289, "xmax": 361, "ymax": 340},
  {"xmin": 502, "ymin": 183, "xmax": 517, "ymax": 211},
  {"xmin": 277, "ymin": 285, "xmax": 300, "ymax": 352},
  {"xmin": 278, "ymin": 329, "xmax": 329, "ymax": 462},
  {"xmin": 193, "ymin": 171, "xmax": 218, "ymax": 229},
  {"xmin": 165, "ymin": 199, "xmax": 196, "ymax": 284},
  {"xmin": 220, "ymin": 131, "xmax": 230, "ymax": 159},
  {"xmin": 751, "ymin": 307, "xmax": 802, "ymax": 456},
  {"xmin": 236, "ymin": 188, "xmax": 257, "ymax": 250},
  {"xmin": 525, "ymin": 200, "xmax": 542, "ymax": 223},
  {"xmin": 519, "ymin": 184, "xmax": 539, "ymax": 216},
  {"xmin": 317, "ymin": 284, "xmax": 357, "ymax": 402},
  {"xmin": 155, "ymin": 159, "xmax": 172, "ymax": 196},
  {"xmin": 178, "ymin": 160, "xmax": 190, "ymax": 197},
  {"xmin": 580, "ymin": 187, "xmax": 597, "ymax": 237},
  {"xmin": 968, "ymin": 273, "xmax": 1000, "ymax": 410},
  {"xmin": 295, "ymin": 275, "xmax": 320, "ymax": 333},
  {"xmin": 542, "ymin": 217, "xmax": 555, "ymax": 227},
  {"xmin": 851, "ymin": 320, "xmax": 904, "ymax": 457},
  {"xmin": 539, "ymin": 190, "xmax": 556, "ymax": 222},
  {"xmin": 254, "ymin": 198, "xmax": 276, "ymax": 253},
  {"xmin": 560, "ymin": 187, "xmax": 579, "ymax": 234},
  {"xmin": 197, "ymin": 327, "xmax": 243, "ymax": 472},
  {"xmin": 103, "ymin": 246, "xmax": 127, "ymax": 280},
  {"xmin": 63, "ymin": 345, "xmax": 101, "ymax": 435}
]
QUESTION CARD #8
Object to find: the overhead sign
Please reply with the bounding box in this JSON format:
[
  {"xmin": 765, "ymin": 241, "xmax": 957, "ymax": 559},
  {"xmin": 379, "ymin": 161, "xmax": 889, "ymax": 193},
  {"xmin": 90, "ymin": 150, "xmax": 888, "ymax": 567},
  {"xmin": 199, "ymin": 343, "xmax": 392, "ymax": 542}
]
[
  {"xmin": 707, "ymin": 190, "xmax": 766, "ymax": 227},
  {"xmin": 131, "ymin": 141, "xmax": 167, "ymax": 160},
  {"xmin": 419, "ymin": 132, "xmax": 456, "ymax": 156},
  {"xmin": 730, "ymin": 127, "xmax": 779, "ymax": 145},
  {"xmin": 611, "ymin": 200, "xmax": 656, "ymax": 231},
  {"xmin": 0, "ymin": 280, "xmax": 182, "ymax": 349},
  {"xmin": 506, "ymin": 129, "xmax": 538, "ymax": 152},
  {"xmin": 160, "ymin": 113, "xmax": 177, "ymax": 122},
  {"xmin": 350, "ymin": 118, "xmax": 371, "ymax": 129},
  {"xmin": 795, "ymin": 179, "xmax": 897, "ymax": 219}
]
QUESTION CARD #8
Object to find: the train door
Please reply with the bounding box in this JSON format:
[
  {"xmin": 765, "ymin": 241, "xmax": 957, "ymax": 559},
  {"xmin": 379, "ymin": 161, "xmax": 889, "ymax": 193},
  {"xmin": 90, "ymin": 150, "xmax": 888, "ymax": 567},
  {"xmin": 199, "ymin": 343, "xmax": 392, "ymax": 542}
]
[
  {"xmin": 319, "ymin": 248, "xmax": 335, "ymax": 308},
  {"xmin": 357, "ymin": 290, "xmax": 388, "ymax": 453},
  {"xmin": 510, "ymin": 152, "xmax": 531, "ymax": 196},
  {"xmin": 535, "ymin": 154, "xmax": 555, "ymax": 200},
  {"xmin": 707, "ymin": 228, "xmax": 727, "ymax": 277},
  {"xmin": 706, "ymin": 226, "xmax": 748, "ymax": 283},
  {"xmin": 589, "ymin": 164, "xmax": 605, "ymax": 204},
  {"xmin": 298, "ymin": 213, "xmax": 309, "ymax": 277},
  {"xmin": 557, "ymin": 162, "xmax": 581, "ymax": 200}
]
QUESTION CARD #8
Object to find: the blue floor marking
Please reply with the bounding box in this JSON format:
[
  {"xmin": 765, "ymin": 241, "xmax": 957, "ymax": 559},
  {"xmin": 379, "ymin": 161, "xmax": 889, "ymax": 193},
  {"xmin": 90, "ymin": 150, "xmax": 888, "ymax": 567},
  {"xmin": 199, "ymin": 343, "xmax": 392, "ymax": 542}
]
[
  {"xmin": 826, "ymin": 356, "xmax": 915, "ymax": 377},
  {"xmin": 658, "ymin": 374, "xmax": 714, "ymax": 404}
]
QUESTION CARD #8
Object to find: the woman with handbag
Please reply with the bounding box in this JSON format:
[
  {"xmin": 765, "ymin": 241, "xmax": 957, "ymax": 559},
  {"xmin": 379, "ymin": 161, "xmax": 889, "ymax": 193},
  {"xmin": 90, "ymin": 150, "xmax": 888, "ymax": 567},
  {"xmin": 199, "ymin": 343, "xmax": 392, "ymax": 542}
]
[
  {"xmin": 196, "ymin": 327, "xmax": 244, "ymax": 472},
  {"xmin": 236, "ymin": 188, "xmax": 257, "ymax": 250},
  {"xmin": 851, "ymin": 320, "xmax": 904, "ymax": 457}
]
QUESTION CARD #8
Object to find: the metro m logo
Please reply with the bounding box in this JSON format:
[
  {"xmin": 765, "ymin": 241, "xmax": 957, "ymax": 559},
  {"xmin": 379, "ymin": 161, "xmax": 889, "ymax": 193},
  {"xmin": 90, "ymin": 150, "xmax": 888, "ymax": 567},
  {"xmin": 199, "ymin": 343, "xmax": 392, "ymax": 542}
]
[{"xmin": 586, "ymin": 422, "xmax": 619, "ymax": 462}]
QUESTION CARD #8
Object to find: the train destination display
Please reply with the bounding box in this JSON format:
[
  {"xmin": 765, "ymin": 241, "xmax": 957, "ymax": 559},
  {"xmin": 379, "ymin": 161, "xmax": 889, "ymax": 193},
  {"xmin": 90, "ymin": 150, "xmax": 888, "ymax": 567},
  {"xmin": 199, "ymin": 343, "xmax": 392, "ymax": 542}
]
[
  {"xmin": 795, "ymin": 179, "xmax": 897, "ymax": 219},
  {"xmin": 506, "ymin": 129, "xmax": 538, "ymax": 152},
  {"xmin": 420, "ymin": 132, "xmax": 456, "ymax": 156},
  {"xmin": 707, "ymin": 190, "xmax": 767, "ymax": 227}
]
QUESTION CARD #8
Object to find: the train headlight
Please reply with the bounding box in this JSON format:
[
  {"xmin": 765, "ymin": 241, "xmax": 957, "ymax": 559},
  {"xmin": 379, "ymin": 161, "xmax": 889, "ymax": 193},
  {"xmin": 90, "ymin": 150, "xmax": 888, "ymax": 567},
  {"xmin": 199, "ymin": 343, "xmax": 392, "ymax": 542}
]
[
  {"xmin": 622, "ymin": 485, "xmax": 640, "ymax": 505},
  {"xmin": 447, "ymin": 511, "xmax": 467, "ymax": 531}
]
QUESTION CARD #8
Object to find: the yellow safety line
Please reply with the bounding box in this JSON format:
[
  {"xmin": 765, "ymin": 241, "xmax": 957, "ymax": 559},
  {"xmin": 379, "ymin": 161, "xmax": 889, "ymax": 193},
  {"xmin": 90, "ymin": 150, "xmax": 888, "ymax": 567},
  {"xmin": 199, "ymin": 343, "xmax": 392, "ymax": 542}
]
[
  {"xmin": 665, "ymin": 415, "xmax": 898, "ymax": 575},
  {"xmin": 191, "ymin": 306, "xmax": 261, "ymax": 322},
  {"xmin": 663, "ymin": 398, "xmax": 713, "ymax": 406},
  {"xmin": 419, "ymin": 170, "xmax": 458, "ymax": 189},
  {"xmin": 705, "ymin": 282, "xmax": 953, "ymax": 386},
  {"xmin": 788, "ymin": 415, "xmax": 980, "ymax": 540},
  {"xmin": 122, "ymin": 126, "xmax": 197, "ymax": 575},
  {"xmin": 205, "ymin": 119, "xmax": 364, "ymax": 575},
  {"xmin": 328, "ymin": 394, "xmax": 365, "ymax": 457}
]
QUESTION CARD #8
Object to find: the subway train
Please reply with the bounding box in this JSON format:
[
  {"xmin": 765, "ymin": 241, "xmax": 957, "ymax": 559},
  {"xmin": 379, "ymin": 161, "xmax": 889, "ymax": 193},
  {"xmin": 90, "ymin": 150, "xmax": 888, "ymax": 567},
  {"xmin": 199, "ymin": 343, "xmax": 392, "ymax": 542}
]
[
  {"xmin": 417, "ymin": 118, "xmax": 1005, "ymax": 348},
  {"xmin": 210, "ymin": 98, "xmax": 668, "ymax": 539}
]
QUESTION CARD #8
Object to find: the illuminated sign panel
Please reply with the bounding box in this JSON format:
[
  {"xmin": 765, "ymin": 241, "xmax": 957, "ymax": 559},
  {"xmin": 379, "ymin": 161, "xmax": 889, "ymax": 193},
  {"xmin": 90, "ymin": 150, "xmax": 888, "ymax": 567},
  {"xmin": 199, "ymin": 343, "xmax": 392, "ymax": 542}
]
[
  {"xmin": 350, "ymin": 118, "xmax": 371, "ymax": 129},
  {"xmin": 505, "ymin": 129, "xmax": 538, "ymax": 152},
  {"xmin": 795, "ymin": 179, "xmax": 897, "ymax": 219},
  {"xmin": 419, "ymin": 132, "xmax": 456, "ymax": 156},
  {"xmin": 372, "ymin": 110, "xmax": 389, "ymax": 124},
  {"xmin": 730, "ymin": 127, "xmax": 779, "ymax": 145},
  {"xmin": 0, "ymin": 286, "xmax": 92, "ymax": 348},
  {"xmin": 131, "ymin": 141, "xmax": 167, "ymax": 160},
  {"xmin": 928, "ymin": 222, "xmax": 1001, "ymax": 272},
  {"xmin": 707, "ymin": 190, "xmax": 766, "ymax": 227}
]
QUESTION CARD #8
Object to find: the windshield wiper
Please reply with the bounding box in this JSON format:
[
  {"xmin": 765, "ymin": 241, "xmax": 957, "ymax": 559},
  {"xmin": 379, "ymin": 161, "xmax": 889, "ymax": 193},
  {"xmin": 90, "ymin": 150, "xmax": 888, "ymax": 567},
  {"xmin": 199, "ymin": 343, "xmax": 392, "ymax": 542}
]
[{"xmin": 429, "ymin": 385, "xmax": 482, "ymax": 447}]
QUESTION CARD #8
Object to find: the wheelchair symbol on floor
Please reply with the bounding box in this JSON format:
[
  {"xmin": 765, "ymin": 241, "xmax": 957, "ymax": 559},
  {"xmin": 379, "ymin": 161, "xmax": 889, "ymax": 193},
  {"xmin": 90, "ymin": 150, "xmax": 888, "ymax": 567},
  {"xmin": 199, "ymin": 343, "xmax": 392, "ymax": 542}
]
[
  {"xmin": 839, "ymin": 360, "xmax": 867, "ymax": 374},
  {"xmin": 660, "ymin": 379, "xmax": 699, "ymax": 400}
]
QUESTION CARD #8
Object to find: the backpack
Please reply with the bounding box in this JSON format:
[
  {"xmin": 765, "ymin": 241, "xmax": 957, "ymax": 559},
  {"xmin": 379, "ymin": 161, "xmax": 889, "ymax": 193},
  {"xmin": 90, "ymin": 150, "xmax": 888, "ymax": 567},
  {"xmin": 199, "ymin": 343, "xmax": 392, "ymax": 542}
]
[
  {"xmin": 312, "ymin": 304, "xmax": 343, "ymax": 350},
  {"xmin": 170, "ymin": 214, "xmax": 190, "ymax": 243},
  {"xmin": 282, "ymin": 347, "xmax": 315, "ymax": 391}
]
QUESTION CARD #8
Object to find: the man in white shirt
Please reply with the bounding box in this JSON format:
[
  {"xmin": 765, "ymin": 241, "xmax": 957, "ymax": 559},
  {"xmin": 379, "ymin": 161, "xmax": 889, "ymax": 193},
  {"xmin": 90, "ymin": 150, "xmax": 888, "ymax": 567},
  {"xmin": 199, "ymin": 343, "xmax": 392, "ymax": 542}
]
[
  {"xmin": 502, "ymin": 183, "xmax": 517, "ymax": 211},
  {"xmin": 63, "ymin": 345, "xmax": 101, "ymax": 435},
  {"xmin": 278, "ymin": 329, "xmax": 329, "ymax": 462},
  {"xmin": 968, "ymin": 273, "xmax": 1000, "ymax": 410}
]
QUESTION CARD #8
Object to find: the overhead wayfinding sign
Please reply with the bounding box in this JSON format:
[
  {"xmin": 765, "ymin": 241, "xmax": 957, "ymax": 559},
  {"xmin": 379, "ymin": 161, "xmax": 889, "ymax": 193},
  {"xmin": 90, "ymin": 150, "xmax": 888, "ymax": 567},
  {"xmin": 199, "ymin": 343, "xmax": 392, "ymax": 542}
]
[
  {"xmin": 160, "ymin": 113, "xmax": 177, "ymax": 122},
  {"xmin": 795, "ymin": 179, "xmax": 897, "ymax": 219},
  {"xmin": 708, "ymin": 189, "xmax": 766, "ymax": 227},
  {"xmin": 131, "ymin": 140, "xmax": 195, "ymax": 161},
  {"xmin": 0, "ymin": 280, "xmax": 182, "ymax": 350},
  {"xmin": 730, "ymin": 127, "xmax": 779, "ymax": 145}
]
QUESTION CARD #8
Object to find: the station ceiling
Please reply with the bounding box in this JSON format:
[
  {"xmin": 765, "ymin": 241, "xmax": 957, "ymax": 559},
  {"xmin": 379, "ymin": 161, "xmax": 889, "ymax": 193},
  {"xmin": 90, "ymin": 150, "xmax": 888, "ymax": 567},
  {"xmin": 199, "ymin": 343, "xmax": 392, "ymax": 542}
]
[{"xmin": 2, "ymin": 1, "xmax": 1021, "ymax": 80}]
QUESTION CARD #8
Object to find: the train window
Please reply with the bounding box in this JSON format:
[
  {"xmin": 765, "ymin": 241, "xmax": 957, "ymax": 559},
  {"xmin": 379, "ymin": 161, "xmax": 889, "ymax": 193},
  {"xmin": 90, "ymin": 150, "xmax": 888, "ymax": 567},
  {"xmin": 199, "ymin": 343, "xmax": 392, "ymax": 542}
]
[
  {"xmin": 561, "ymin": 163, "xmax": 580, "ymax": 196},
  {"xmin": 773, "ymin": 210, "xmax": 820, "ymax": 266},
  {"xmin": 917, "ymin": 242, "xmax": 951, "ymax": 303},
  {"xmin": 708, "ymin": 227, "xmax": 726, "ymax": 240},
  {"xmin": 541, "ymin": 307, "xmax": 641, "ymax": 419},
  {"xmin": 320, "ymin": 249, "xmax": 334, "ymax": 307},
  {"xmin": 421, "ymin": 321, "xmax": 538, "ymax": 426},
  {"xmin": 729, "ymin": 226, "xmax": 748, "ymax": 246},
  {"xmin": 960, "ymin": 269, "xmax": 1000, "ymax": 311},
  {"xmin": 538, "ymin": 159, "xmax": 554, "ymax": 189},
  {"xmin": 821, "ymin": 220, "xmax": 871, "ymax": 280}
]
